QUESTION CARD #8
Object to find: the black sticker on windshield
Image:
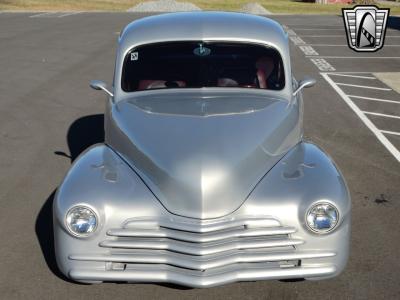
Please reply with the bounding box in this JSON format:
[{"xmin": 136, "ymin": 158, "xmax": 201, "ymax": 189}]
[
  {"xmin": 131, "ymin": 52, "xmax": 139, "ymax": 61},
  {"xmin": 193, "ymin": 44, "xmax": 211, "ymax": 56}
]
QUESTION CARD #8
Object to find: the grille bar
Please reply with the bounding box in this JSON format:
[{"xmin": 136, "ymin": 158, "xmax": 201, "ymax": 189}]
[
  {"xmin": 122, "ymin": 216, "xmax": 281, "ymax": 233},
  {"xmin": 99, "ymin": 237, "xmax": 304, "ymax": 256},
  {"xmin": 107, "ymin": 226, "xmax": 296, "ymax": 243},
  {"xmin": 70, "ymin": 250, "xmax": 335, "ymax": 270}
]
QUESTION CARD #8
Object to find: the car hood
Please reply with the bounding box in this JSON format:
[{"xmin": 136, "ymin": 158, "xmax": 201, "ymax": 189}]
[{"xmin": 107, "ymin": 91, "xmax": 301, "ymax": 219}]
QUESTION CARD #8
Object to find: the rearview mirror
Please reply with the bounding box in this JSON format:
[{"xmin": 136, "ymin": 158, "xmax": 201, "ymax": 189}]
[
  {"xmin": 90, "ymin": 80, "xmax": 114, "ymax": 98},
  {"xmin": 293, "ymin": 77, "xmax": 316, "ymax": 96}
]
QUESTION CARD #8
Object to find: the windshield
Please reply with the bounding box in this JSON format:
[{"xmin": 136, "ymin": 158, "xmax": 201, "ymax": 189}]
[{"xmin": 121, "ymin": 42, "xmax": 285, "ymax": 92}]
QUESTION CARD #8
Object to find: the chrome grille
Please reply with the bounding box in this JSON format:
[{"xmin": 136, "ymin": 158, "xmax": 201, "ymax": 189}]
[
  {"xmin": 99, "ymin": 216, "xmax": 305, "ymax": 270},
  {"xmin": 102, "ymin": 216, "xmax": 301, "ymax": 256},
  {"xmin": 69, "ymin": 216, "xmax": 335, "ymax": 275}
]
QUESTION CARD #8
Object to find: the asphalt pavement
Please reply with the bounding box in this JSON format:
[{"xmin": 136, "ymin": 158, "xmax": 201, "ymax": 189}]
[{"xmin": 0, "ymin": 12, "xmax": 399, "ymax": 300}]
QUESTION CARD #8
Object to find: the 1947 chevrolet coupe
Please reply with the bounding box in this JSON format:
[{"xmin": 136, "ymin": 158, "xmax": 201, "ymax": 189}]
[{"xmin": 53, "ymin": 12, "xmax": 351, "ymax": 287}]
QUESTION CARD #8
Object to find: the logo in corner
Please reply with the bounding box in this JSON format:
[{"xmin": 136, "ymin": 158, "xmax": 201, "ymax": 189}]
[{"xmin": 342, "ymin": 5, "xmax": 390, "ymax": 52}]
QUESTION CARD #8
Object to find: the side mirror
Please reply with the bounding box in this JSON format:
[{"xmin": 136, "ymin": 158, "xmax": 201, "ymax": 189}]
[
  {"xmin": 293, "ymin": 77, "xmax": 316, "ymax": 96},
  {"xmin": 90, "ymin": 80, "xmax": 114, "ymax": 98}
]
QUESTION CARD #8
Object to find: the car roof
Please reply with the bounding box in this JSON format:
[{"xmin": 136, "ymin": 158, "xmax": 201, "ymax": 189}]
[
  {"xmin": 114, "ymin": 12, "xmax": 292, "ymax": 100},
  {"xmin": 119, "ymin": 12, "xmax": 288, "ymax": 52}
]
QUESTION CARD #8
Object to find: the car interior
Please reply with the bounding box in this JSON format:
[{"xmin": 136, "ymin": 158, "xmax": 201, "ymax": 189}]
[{"xmin": 122, "ymin": 41, "xmax": 285, "ymax": 92}]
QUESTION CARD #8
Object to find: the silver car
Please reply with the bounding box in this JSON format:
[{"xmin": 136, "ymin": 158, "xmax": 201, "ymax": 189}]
[{"xmin": 53, "ymin": 12, "xmax": 351, "ymax": 287}]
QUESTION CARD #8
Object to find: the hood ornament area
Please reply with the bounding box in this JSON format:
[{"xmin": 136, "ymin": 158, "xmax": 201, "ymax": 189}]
[{"xmin": 193, "ymin": 43, "xmax": 211, "ymax": 56}]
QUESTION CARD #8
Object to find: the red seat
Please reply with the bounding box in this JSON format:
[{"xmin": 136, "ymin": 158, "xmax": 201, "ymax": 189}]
[
  {"xmin": 138, "ymin": 80, "xmax": 186, "ymax": 90},
  {"xmin": 256, "ymin": 69, "xmax": 267, "ymax": 89}
]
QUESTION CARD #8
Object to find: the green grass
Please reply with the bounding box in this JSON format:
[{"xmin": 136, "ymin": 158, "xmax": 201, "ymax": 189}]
[
  {"xmin": 0, "ymin": 0, "xmax": 140, "ymax": 11},
  {"xmin": 197, "ymin": 0, "xmax": 347, "ymax": 14},
  {"xmin": 0, "ymin": 0, "xmax": 399, "ymax": 14},
  {"xmin": 195, "ymin": 0, "xmax": 400, "ymax": 15}
]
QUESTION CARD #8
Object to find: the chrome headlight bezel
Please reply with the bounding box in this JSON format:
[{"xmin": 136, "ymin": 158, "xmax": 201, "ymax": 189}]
[
  {"xmin": 305, "ymin": 202, "xmax": 339, "ymax": 234},
  {"xmin": 65, "ymin": 205, "xmax": 98, "ymax": 238}
]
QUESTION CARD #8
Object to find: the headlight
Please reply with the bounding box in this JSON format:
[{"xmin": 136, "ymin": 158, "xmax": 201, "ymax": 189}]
[
  {"xmin": 306, "ymin": 202, "xmax": 339, "ymax": 233},
  {"xmin": 66, "ymin": 206, "xmax": 97, "ymax": 237}
]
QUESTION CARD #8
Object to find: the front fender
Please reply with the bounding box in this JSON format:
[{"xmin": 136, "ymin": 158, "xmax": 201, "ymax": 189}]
[
  {"xmin": 240, "ymin": 142, "xmax": 351, "ymax": 277},
  {"xmin": 53, "ymin": 144, "xmax": 166, "ymax": 276},
  {"xmin": 54, "ymin": 144, "xmax": 166, "ymax": 231}
]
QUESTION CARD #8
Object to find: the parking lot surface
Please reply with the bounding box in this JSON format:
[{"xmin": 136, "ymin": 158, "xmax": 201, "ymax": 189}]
[{"xmin": 0, "ymin": 12, "xmax": 399, "ymax": 300}]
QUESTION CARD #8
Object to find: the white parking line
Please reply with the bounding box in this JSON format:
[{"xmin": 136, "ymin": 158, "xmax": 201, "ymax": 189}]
[
  {"xmin": 335, "ymin": 83, "xmax": 392, "ymax": 91},
  {"xmin": 348, "ymin": 95, "xmax": 400, "ymax": 104},
  {"xmin": 58, "ymin": 12, "xmax": 81, "ymax": 18},
  {"xmin": 306, "ymin": 56, "xmax": 400, "ymax": 59},
  {"xmin": 289, "ymin": 36, "xmax": 306, "ymax": 45},
  {"xmin": 285, "ymin": 26, "xmax": 333, "ymax": 71},
  {"xmin": 381, "ymin": 130, "xmax": 400, "ymax": 136},
  {"xmin": 310, "ymin": 58, "xmax": 335, "ymax": 71},
  {"xmin": 299, "ymin": 45, "xmax": 319, "ymax": 56},
  {"xmin": 325, "ymin": 72, "xmax": 372, "ymax": 73},
  {"xmin": 283, "ymin": 25, "xmax": 343, "ymax": 27},
  {"xmin": 321, "ymin": 73, "xmax": 400, "ymax": 162},
  {"xmin": 286, "ymin": 28, "xmax": 304, "ymax": 45},
  {"xmin": 29, "ymin": 12, "xmax": 54, "ymax": 18},
  {"xmin": 294, "ymin": 28, "xmax": 399, "ymax": 32},
  {"xmin": 329, "ymin": 73, "xmax": 376, "ymax": 80},
  {"xmin": 305, "ymin": 44, "xmax": 400, "ymax": 47},
  {"xmin": 300, "ymin": 35, "xmax": 400, "ymax": 38},
  {"xmin": 363, "ymin": 111, "xmax": 400, "ymax": 119},
  {"xmin": 294, "ymin": 28, "xmax": 344, "ymax": 31}
]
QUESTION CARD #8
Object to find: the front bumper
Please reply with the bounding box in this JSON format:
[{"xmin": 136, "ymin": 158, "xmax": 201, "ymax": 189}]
[{"xmin": 69, "ymin": 264, "xmax": 336, "ymax": 288}]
